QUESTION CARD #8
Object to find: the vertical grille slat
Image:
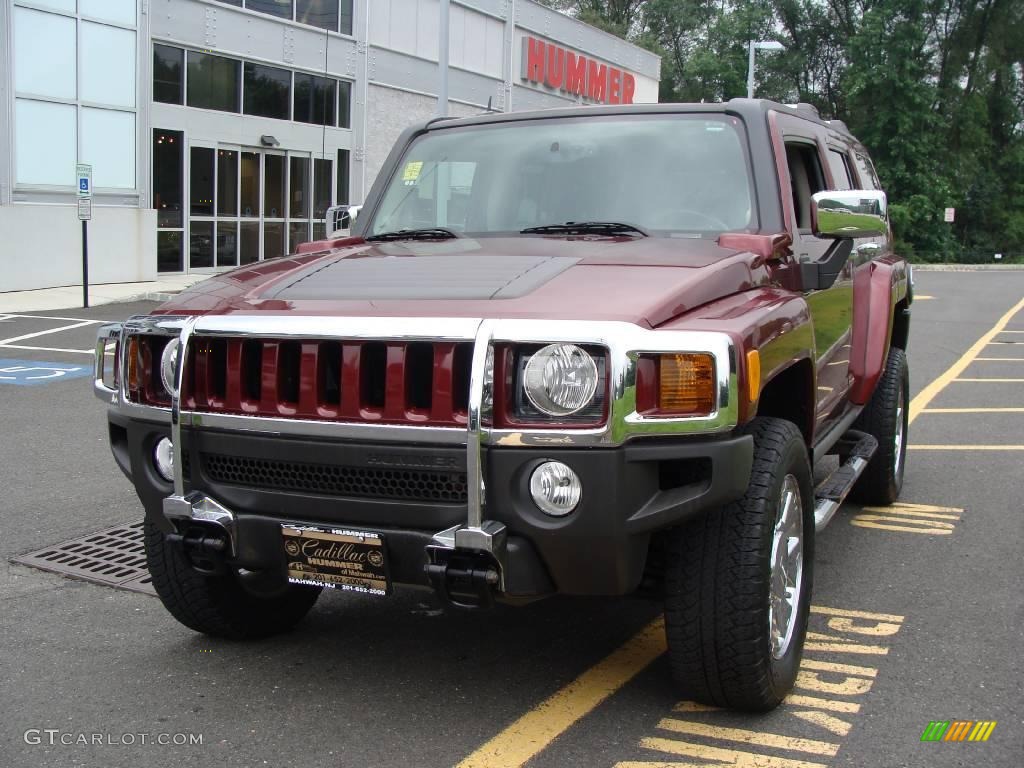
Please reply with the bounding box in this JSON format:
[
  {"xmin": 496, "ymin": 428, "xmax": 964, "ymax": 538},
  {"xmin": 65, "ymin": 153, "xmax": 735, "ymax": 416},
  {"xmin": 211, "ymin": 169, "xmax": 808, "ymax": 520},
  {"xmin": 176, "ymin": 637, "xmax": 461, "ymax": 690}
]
[
  {"xmin": 298, "ymin": 342, "xmax": 321, "ymax": 416},
  {"xmin": 224, "ymin": 339, "xmax": 244, "ymax": 411},
  {"xmin": 171, "ymin": 336, "xmax": 470, "ymax": 427},
  {"xmin": 260, "ymin": 341, "xmax": 280, "ymax": 414},
  {"xmin": 340, "ymin": 343, "xmax": 361, "ymax": 418},
  {"xmin": 431, "ymin": 343, "xmax": 455, "ymax": 424}
]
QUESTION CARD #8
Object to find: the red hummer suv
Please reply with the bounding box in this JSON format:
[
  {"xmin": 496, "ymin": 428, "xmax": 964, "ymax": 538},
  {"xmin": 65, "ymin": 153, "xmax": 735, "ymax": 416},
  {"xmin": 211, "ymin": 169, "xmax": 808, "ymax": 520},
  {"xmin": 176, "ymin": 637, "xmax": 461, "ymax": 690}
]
[{"xmin": 95, "ymin": 99, "xmax": 911, "ymax": 711}]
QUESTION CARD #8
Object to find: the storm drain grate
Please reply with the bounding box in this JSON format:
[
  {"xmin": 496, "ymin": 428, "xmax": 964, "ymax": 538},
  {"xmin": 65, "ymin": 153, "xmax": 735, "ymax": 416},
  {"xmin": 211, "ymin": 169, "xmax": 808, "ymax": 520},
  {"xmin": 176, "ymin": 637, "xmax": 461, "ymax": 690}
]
[{"xmin": 11, "ymin": 521, "xmax": 155, "ymax": 596}]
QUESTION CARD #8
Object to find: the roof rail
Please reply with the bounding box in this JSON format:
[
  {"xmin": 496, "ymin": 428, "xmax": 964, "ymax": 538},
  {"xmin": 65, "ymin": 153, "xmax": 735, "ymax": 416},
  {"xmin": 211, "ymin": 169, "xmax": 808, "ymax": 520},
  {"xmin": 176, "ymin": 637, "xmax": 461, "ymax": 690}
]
[
  {"xmin": 784, "ymin": 102, "xmax": 821, "ymax": 118},
  {"xmin": 826, "ymin": 119, "xmax": 851, "ymax": 134}
]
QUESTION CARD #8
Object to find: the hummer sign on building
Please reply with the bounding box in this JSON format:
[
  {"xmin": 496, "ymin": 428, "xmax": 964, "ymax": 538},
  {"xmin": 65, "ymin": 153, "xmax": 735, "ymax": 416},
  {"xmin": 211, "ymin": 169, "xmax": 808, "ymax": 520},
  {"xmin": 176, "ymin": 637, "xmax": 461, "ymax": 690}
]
[{"xmin": 521, "ymin": 36, "xmax": 638, "ymax": 104}]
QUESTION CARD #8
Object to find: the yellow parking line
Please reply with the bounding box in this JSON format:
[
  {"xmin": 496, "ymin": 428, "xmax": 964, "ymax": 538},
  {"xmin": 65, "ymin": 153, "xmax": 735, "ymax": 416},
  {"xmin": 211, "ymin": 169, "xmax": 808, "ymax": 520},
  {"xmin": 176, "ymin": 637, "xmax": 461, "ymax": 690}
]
[
  {"xmin": 909, "ymin": 296, "xmax": 1024, "ymax": 425},
  {"xmin": 454, "ymin": 618, "xmax": 666, "ymax": 768},
  {"xmin": 922, "ymin": 407, "xmax": 1024, "ymax": 413},
  {"xmin": 909, "ymin": 445, "xmax": 1024, "ymax": 450},
  {"xmin": 656, "ymin": 719, "xmax": 840, "ymax": 756},
  {"xmin": 953, "ymin": 377, "xmax": 1024, "ymax": 382}
]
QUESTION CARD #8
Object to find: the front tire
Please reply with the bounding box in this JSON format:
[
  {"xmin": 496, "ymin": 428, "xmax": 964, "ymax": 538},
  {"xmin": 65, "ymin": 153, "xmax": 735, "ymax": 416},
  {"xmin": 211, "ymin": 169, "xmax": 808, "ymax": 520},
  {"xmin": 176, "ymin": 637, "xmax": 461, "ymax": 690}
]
[
  {"xmin": 145, "ymin": 521, "xmax": 321, "ymax": 640},
  {"xmin": 663, "ymin": 417, "xmax": 814, "ymax": 711}
]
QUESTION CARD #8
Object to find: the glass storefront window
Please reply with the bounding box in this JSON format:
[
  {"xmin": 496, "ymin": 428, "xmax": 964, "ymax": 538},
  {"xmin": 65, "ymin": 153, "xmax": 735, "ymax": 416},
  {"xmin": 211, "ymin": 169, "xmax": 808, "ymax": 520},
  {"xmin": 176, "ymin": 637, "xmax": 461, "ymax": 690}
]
[
  {"xmin": 264, "ymin": 155, "xmax": 285, "ymax": 219},
  {"xmin": 218, "ymin": 150, "xmax": 239, "ymax": 216},
  {"xmin": 240, "ymin": 222, "xmax": 260, "ymax": 265},
  {"xmin": 290, "ymin": 157, "xmax": 310, "ymax": 219},
  {"xmin": 246, "ymin": 0, "xmax": 293, "ymax": 20},
  {"xmin": 241, "ymin": 152, "xmax": 260, "ymax": 217},
  {"xmin": 154, "ymin": 45, "xmax": 183, "ymax": 105},
  {"xmin": 190, "ymin": 221, "xmax": 215, "ymax": 268},
  {"xmin": 338, "ymin": 80, "xmax": 352, "ymax": 128},
  {"xmin": 244, "ymin": 63, "xmax": 291, "ymax": 120},
  {"xmin": 264, "ymin": 222, "xmax": 285, "ymax": 260},
  {"xmin": 158, "ymin": 231, "xmax": 184, "ymax": 273},
  {"xmin": 341, "ymin": 1, "xmax": 353, "ymax": 35},
  {"xmin": 82, "ymin": 108, "xmax": 136, "ymax": 189},
  {"xmin": 289, "ymin": 221, "xmax": 310, "ymax": 252},
  {"xmin": 81, "ymin": 22, "xmax": 136, "ymax": 108},
  {"xmin": 337, "ymin": 149, "xmax": 350, "ymax": 205},
  {"xmin": 217, "ymin": 221, "xmax": 239, "ymax": 267},
  {"xmin": 190, "ymin": 147, "xmax": 214, "ymax": 216},
  {"xmin": 314, "ymin": 158, "xmax": 332, "ymax": 219},
  {"xmin": 294, "ymin": 74, "xmax": 336, "ymax": 126},
  {"xmin": 153, "ymin": 130, "xmax": 183, "ymax": 228},
  {"xmin": 296, "ymin": 0, "xmax": 337, "ymax": 31},
  {"xmin": 187, "ymin": 51, "xmax": 240, "ymax": 113}
]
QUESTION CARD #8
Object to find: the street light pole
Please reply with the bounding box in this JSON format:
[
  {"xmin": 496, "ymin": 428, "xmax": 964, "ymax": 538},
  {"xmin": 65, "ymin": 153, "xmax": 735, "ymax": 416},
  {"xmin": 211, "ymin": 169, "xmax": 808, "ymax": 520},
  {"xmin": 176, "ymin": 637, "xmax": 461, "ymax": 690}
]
[
  {"xmin": 746, "ymin": 40, "xmax": 784, "ymax": 99},
  {"xmin": 437, "ymin": 0, "xmax": 450, "ymax": 116},
  {"xmin": 747, "ymin": 41, "xmax": 756, "ymax": 99}
]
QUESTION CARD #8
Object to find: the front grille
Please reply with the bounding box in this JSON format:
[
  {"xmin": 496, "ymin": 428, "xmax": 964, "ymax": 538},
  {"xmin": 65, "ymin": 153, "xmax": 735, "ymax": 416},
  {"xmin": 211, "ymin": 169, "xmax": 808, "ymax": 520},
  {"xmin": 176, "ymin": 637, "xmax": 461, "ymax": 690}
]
[
  {"xmin": 202, "ymin": 452, "xmax": 469, "ymax": 503},
  {"xmin": 182, "ymin": 337, "xmax": 473, "ymax": 427}
]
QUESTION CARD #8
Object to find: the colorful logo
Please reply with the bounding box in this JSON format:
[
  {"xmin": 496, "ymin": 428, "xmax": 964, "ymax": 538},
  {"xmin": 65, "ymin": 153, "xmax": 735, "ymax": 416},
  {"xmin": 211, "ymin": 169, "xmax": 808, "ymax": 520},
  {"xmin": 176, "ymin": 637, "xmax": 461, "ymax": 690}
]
[{"xmin": 921, "ymin": 721, "xmax": 996, "ymax": 742}]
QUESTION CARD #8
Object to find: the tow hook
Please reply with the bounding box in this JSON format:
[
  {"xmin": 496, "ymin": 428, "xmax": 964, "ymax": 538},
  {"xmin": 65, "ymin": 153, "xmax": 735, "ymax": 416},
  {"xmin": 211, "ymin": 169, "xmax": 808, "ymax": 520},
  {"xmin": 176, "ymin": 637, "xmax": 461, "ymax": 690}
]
[
  {"xmin": 425, "ymin": 547, "xmax": 500, "ymax": 609},
  {"xmin": 166, "ymin": 525, "xmax": 230, "ymax": 575}
]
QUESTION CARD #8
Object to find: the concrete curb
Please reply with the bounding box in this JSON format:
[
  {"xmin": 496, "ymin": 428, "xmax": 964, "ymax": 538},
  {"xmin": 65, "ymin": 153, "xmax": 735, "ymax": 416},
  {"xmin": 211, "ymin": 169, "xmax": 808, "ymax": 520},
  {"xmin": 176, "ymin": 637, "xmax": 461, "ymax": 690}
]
[{"xmin": 913, "ymin": 264, "xmax": 1024, "ymax": 271}]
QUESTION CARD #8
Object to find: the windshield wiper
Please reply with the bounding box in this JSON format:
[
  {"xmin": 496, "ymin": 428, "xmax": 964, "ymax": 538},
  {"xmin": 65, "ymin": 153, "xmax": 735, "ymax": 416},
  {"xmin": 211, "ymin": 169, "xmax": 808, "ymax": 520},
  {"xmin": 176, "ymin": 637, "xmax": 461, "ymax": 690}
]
[
  {"xmin": 520, "ymin": 221, "xmax": 648, "ymax": 237},
  {"xmin": 365, "ymin": 227, "xmax": 459, "ymax": 242}
]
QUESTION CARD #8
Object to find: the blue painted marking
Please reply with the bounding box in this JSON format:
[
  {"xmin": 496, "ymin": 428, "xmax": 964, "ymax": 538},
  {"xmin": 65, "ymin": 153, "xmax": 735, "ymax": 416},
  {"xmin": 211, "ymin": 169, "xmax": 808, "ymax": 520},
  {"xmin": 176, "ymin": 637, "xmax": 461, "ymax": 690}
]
[{"xmin": 0, "ymin": 359, "xmax": 92, "ymax": 386}]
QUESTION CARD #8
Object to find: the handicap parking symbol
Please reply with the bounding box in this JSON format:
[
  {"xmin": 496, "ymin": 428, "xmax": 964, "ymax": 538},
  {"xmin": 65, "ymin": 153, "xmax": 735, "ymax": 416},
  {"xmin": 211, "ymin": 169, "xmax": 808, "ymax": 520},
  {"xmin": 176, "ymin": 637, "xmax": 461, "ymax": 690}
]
[{"xmin": 0, "ymin": 359, "xmax": 93, "ymax": 386}]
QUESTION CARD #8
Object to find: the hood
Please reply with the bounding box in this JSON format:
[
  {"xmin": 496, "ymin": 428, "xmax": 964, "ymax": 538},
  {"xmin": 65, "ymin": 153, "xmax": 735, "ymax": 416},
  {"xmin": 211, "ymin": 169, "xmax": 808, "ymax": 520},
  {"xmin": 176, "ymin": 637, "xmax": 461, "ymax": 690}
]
[{"xmin": 155, "ymin": 236, "xmax": 773, "ymax": 328}]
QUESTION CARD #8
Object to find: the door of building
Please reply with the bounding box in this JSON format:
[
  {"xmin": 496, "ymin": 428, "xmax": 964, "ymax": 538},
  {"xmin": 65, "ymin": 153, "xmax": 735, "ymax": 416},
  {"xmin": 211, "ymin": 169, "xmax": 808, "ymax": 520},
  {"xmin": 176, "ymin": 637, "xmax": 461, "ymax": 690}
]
[{"xmin": 186, "ymin": 143, "xmax": 334, "ymax": 273}]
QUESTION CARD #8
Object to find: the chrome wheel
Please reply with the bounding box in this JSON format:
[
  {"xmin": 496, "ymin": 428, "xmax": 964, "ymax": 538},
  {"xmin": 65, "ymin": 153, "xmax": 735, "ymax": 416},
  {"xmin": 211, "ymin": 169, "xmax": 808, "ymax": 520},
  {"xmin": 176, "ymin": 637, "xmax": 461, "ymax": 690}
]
[
  {"xmin": 893, "ymin": 383, "xmax": 905, "ymax": 477},
  {"xmin": 769, "ymin": 474, "xmax": 804, "ymax": 660}
]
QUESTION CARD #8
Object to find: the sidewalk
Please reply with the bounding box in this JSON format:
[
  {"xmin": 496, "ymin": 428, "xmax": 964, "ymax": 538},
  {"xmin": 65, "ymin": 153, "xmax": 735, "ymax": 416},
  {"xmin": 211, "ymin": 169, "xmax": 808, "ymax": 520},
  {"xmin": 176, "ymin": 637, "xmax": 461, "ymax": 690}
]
[{"xmin": 0, "ymin": 274, "xmax": 208, "ymax": 314}]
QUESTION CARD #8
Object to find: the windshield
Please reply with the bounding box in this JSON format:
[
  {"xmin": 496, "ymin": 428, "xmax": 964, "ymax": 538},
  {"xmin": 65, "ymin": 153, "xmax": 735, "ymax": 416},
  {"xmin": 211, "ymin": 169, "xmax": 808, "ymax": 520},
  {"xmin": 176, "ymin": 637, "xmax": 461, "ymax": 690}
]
[{"xmin": 368, "ymin": 114, "xmax": 755, "ymax": 237}]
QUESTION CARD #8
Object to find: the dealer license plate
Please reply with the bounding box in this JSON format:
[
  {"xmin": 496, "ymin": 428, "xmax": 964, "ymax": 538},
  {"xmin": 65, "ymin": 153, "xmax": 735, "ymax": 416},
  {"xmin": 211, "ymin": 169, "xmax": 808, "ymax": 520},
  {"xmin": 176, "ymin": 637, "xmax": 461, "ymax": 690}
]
[{"xmin": 282, "ymin": 525, "xmax": 391, "ymax": 596}]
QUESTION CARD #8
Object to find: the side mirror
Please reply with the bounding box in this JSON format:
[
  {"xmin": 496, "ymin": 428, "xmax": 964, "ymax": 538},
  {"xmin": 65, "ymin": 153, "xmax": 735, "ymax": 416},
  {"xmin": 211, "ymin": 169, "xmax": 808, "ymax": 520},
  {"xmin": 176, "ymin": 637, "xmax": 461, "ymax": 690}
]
[
  {"xmin": 326, "ymin": 204, "xmax": 362, "ymax": 237},
  {"xmin": 811, "ymin": 190, "xmax": 887, "ymax": 239}
]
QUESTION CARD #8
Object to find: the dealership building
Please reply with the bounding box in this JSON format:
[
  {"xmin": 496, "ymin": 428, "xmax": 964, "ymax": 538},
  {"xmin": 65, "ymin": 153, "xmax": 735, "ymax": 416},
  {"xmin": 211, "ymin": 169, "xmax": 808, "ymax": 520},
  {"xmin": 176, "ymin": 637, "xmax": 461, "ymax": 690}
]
[{"xmin": 0, "ymin": 0, "xmax": 660, "ymax": 292}]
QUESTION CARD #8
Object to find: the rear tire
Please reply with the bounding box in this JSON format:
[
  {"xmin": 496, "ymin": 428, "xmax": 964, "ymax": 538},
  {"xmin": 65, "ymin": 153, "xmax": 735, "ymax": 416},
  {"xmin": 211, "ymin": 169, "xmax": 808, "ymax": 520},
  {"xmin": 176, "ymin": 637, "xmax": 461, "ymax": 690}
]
[
  {"xmin": 849, "ymin": 348, "xmax": 909, "ymax": 505},
  {"xmin": 145, "ymin": 521, "xmax": 321, "ymax": 640},
  {"xmin": 663, "ymin": 417, "xmax": 814, "ymax": 711}
]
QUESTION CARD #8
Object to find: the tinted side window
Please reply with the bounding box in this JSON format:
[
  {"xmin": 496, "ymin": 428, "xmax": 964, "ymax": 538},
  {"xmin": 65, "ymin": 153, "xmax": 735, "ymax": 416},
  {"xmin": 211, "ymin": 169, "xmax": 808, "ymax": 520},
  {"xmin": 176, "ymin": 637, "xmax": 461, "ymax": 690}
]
[
  {"xmin": 785, "ymin": 142, "xmax": 826, "ymax": 230},
  {"xmin": 827, "ymin": 149, "xmax": 853, "ymax": 190},
  {"xmin": 187, "ymin": 52, "xmax": 240, "ymax": 113},
  {"xmin": 853, "ymin": 153, "xmax": 880, "ymax": 190}
]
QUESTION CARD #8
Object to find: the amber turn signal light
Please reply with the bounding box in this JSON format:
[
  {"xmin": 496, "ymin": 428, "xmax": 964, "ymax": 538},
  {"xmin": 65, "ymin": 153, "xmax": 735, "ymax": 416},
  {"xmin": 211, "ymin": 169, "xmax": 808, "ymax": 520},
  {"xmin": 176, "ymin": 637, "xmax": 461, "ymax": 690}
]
[
  {"xmin": 125, "ymin": 335, "xmax": 140, "ymax": 395},
  {"xmin": 658, "ymin": 353, "xmax": 716, "ymax": 416}
]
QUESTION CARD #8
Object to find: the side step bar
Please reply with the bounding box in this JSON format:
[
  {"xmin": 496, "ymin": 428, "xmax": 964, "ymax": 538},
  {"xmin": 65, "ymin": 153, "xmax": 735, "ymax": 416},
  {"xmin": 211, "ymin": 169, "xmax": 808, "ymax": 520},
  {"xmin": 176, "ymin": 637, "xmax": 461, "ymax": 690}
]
[{"xmin": 814, "ymin": 430, "xmax": 878, "ymax": 532}]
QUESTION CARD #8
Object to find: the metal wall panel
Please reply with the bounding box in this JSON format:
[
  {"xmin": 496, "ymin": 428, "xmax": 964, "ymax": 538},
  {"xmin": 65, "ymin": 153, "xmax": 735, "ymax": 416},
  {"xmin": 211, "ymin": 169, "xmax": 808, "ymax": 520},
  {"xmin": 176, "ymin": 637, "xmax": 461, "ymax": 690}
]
[{"xmin": 151, "ymin": 0, "xmax": 357, "ymax": 76}]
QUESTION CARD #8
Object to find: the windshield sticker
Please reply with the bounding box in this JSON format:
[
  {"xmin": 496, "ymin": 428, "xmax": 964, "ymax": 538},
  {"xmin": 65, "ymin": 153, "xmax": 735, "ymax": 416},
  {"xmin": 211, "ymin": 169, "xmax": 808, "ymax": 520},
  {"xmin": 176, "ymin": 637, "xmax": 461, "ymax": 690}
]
[{"xmin": 402, "ymin": 161, "xmax": 423, "ymax": 185}]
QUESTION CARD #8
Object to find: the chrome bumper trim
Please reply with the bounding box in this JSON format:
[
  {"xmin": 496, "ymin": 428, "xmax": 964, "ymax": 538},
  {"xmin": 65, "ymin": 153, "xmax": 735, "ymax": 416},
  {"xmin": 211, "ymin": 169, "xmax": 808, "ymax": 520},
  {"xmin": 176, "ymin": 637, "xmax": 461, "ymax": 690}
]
[{"xmin": 162, "ymin": 491, "xmax": 238, "ymax": 557}]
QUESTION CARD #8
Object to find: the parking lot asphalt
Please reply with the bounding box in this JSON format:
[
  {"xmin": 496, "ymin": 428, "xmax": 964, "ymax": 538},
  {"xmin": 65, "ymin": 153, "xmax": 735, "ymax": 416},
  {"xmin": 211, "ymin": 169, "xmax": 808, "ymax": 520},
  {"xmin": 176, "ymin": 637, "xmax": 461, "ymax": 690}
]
[{"xmin": 1, "ymin": 273, "xmax": 1021, "ymax": 768}]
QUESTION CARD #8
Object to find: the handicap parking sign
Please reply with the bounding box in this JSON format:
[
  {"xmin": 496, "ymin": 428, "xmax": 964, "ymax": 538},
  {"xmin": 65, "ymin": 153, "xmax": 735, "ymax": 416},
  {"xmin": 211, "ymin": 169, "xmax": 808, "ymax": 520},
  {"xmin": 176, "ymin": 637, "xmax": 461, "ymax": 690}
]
[{"xmin": 0, "ymin": 359, "xmax": 93, "ymax": 386}]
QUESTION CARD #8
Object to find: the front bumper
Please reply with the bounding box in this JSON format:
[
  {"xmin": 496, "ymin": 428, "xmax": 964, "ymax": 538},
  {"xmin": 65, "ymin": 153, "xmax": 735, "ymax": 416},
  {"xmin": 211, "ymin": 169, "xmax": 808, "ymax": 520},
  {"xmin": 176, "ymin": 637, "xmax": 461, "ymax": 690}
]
[{"xmin": 110, "ymin": 412, "xmax": 753, "ymax": 597}]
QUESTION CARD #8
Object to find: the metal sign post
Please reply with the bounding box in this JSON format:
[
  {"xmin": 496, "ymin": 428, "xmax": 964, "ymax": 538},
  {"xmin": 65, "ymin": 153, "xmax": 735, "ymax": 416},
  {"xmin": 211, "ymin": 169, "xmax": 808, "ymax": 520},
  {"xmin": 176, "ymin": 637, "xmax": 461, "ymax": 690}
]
[{"xmin": 77, "ymin": 164, "xmax": 92, "ymax": 308}]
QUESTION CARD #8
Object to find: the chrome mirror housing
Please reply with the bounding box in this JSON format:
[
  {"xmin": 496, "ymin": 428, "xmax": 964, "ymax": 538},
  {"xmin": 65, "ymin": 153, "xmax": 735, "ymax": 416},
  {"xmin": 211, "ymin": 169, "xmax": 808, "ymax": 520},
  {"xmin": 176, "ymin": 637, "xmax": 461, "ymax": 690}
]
[
  {"xmin": 811, "ymin": 190, "xmax": 887, "ymax": 239},
  {"xmin": 326, "ymin": 204, "xmax": 362, "ymax": 237}
]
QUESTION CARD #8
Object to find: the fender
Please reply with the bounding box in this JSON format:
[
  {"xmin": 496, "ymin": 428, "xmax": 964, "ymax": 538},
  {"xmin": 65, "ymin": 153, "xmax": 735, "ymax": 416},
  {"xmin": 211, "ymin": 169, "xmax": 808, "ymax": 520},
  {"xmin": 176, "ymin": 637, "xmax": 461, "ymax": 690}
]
[
  {"xmin": 849, "ymin": 259, "xmax": 907, "ymax": 404},
  {"xmin": 657, "ymin": 288, "xmax": 816, "ymax": 427}
]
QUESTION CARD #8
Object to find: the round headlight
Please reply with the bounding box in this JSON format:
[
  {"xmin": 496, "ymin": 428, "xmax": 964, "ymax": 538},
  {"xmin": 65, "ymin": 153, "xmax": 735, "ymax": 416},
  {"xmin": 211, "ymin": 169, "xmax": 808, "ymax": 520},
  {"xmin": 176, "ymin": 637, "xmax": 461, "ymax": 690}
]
[
  {"xmin": 160, "ymin": 338, "xmax": 180, "ymax": 395},
  {"xmin": 529, "ymin": 461, "xmax": 582, "ymax": 516},
  {"xmin": 523, "ymin": 343, "xmax": 598, "ymax": 416}
]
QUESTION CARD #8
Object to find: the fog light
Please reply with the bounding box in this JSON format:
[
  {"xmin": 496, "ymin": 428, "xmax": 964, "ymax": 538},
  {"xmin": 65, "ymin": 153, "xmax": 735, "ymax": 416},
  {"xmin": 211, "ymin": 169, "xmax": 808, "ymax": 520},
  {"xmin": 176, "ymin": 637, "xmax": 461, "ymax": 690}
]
[
  {"xmin": 154, "ymin": 437, "xmax": 175, "ymax": 482},
  {"xmin": 529, "ymin": 461, "xmax": 582, "ymax": 517}
]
